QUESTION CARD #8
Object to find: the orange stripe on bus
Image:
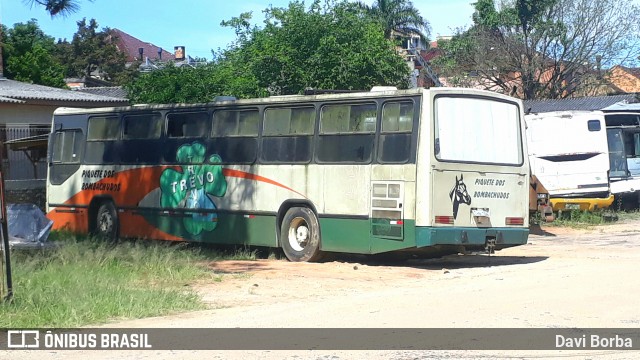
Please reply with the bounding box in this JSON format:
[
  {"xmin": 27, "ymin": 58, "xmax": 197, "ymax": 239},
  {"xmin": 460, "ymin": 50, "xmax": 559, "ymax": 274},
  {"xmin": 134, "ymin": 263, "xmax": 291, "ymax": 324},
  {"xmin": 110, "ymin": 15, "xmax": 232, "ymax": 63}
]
[{"xmin": 47, "ymin": 166, "xmax": 306, "ymax": 232}]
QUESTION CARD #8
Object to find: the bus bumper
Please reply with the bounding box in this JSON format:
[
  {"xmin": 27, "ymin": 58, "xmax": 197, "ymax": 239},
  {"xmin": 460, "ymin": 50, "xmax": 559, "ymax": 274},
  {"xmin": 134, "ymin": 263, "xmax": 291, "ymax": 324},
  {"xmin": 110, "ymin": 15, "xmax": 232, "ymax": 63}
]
[
  {"xmin": 550, "ymin": 195, "xmax": 614, "ymax": 212},
  {"xmin": 415, "ymin": 227, "xmax": 529, "ymax": 249}
]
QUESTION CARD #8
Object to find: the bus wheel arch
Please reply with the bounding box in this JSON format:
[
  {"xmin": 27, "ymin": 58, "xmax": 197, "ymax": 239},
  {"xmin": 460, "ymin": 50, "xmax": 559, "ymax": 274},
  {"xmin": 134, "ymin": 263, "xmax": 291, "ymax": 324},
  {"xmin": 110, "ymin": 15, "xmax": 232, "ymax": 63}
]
[
  {"xmin": 277, "ymin": 201, "xmax": 323, "ymax": 262},
  {"xmin": 89, "ymin": 196, "xmax": 119, "ymax": 241}
]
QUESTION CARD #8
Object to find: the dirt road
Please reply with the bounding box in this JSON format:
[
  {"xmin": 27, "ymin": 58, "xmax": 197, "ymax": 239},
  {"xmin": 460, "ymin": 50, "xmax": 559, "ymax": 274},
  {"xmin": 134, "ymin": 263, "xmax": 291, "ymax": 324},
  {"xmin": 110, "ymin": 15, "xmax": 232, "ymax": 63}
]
[{"xmin": 3, "ymin": 220, "xmax": 640, "ymax": 359}]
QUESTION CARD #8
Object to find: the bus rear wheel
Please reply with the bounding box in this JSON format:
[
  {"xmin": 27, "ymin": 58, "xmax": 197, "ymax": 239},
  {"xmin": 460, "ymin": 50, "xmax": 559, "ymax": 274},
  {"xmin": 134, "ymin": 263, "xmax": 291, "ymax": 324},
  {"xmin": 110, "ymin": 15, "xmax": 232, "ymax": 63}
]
[
  {"xmin": 280, "ymin": 207, "xmax": 323, "ymax": 262},
  {"xmin": 95, "ymin": 202, "xmax": 119, "ymax": 242}
]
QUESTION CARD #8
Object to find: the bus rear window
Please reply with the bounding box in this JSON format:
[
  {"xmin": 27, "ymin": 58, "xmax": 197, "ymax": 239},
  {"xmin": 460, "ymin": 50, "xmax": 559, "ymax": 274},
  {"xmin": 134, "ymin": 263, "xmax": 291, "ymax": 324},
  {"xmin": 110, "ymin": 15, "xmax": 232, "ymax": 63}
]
[{"xmin": 434, "ymin": 96, "xmax": 522, "ymax": 165}]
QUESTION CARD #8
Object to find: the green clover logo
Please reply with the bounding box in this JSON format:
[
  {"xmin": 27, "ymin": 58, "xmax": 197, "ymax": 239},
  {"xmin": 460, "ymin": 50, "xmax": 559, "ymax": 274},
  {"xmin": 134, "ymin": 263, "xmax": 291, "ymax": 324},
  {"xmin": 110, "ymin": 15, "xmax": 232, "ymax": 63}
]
[{"xmin": 160, "ymin": 142, "xmax": 227, "ymax": 235}]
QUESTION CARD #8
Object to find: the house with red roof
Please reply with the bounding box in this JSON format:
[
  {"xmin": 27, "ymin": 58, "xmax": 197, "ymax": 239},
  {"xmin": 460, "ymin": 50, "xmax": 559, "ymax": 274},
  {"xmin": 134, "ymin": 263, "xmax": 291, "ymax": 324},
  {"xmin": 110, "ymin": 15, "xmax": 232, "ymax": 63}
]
[
  {"xmin": 109, "ymin": 28, "xmax": 174, "ymax": 64},
  {"xmin": 608, "ymin": 66, "xmax": 640, "ymax": 93}
]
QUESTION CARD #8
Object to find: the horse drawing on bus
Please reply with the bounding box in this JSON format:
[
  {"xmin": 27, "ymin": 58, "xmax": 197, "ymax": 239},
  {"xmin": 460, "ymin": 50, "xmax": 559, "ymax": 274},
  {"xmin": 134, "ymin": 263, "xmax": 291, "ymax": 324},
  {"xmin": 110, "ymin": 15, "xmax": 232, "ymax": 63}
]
[{"xmin": 449, "ymin": 174, "xmax": 472, "ymax": 219}]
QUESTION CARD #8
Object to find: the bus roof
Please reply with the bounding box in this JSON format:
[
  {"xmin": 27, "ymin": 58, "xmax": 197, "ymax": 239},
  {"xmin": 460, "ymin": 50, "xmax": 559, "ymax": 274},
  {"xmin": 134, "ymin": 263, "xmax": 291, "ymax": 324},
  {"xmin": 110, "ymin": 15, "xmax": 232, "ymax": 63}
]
[{"xmin": 53, "ymin": 87, "xmax": 520, "ymax": 116}]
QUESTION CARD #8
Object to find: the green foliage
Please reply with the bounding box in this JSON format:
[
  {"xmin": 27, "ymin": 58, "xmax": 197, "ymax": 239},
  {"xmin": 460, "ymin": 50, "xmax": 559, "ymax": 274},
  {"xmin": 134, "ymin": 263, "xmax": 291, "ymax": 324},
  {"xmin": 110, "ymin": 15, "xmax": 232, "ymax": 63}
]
[
  {"xmin": 2, "ymin": 20, "xmax": 67, "ymax": 87},
  {"xmin": 55, "ymin": 18, "xmax": 129, "ymax": 84},
  {"xmin": 7, "ymin": 44, "xmax": 67, "ymax": 87},
  {"xmin": 126, "ymin": 63, "xmax": 220, "ymax": 103},
  {"xmin": 223, "ymin": 0, "xmax": 409, "ymax": 96},
  {"xmin": 127, "ymin": 0, "xmax": 409, "ymax": 103},
  {"xmin": 0, "ymin": 237, "xmax": 205, "ymax": 327}
]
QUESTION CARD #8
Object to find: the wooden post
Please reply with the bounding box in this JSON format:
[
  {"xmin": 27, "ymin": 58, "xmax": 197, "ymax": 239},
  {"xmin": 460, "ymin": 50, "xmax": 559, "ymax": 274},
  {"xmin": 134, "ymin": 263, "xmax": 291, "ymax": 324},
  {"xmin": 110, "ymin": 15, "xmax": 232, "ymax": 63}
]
[{"xmin": 0, "ymin": 140, "xmax": 13, "ymax": 301}]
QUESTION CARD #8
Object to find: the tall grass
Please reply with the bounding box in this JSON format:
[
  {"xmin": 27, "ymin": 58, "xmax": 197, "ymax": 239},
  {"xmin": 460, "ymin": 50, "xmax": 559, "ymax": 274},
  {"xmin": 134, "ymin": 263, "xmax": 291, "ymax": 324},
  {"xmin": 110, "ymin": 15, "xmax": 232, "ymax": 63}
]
[
  {"xmin": 547, "ymin": 209, "xmax": 615, "ymax": 228},
  {"xmin": 0, "ymin": 233, "xmax": 257, "ymax": 328}
]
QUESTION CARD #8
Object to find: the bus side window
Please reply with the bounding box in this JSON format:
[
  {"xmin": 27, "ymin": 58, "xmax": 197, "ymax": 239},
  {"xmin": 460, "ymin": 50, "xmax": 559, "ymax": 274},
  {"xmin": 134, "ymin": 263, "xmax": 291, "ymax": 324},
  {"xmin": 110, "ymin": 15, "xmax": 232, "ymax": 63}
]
[
  {"xmin": 53, "ymin": 130, "xmax": 83, "ymax": 163},
  {"xmin": 261, "ymin": 107, "xmax": 315, "ymax": 163},
  {"xmin": 587, "ymin": 120, "xmax": 601, "ymax": 132},
  {"xmin": 210, "ymin": 109, "xmax": 259, "ymax": 163},
  {"xmin": 121, "ymin": 113, "xmax": 163, "ymax": 164},
  {"xmin": 86, "ymin": 116, "xmax": 119, "ymax": 164},
  {"xmin": 378, "ymin": 101, "xmax": 414, "ymax": 163},
  {"xmin": 317, "ymin": 103, "xmax": 376, "ymax": 163},
  {"xmin": 167, "ymin": 112, "xmax": 208, "ymax": 138},
  {"xmin": 123, "ymin": 113, "xmax": 163, "ymax": 139}
]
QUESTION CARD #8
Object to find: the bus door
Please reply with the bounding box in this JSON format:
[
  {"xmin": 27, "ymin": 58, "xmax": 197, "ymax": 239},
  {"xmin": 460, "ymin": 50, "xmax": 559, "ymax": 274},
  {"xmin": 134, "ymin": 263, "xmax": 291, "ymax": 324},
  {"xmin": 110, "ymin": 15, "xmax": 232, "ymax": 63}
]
[{"xmin": 370, "ymin": 181, "xmax": 405, "ymax": 242}]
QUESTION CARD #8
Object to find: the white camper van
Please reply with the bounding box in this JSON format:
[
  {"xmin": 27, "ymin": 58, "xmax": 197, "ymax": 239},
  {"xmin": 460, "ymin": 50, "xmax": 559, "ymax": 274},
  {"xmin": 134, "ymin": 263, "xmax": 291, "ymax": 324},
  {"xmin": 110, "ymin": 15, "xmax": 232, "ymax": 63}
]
[{"xmin": 525, "ymin": 111, "xmax": 614, "ymax": 211}]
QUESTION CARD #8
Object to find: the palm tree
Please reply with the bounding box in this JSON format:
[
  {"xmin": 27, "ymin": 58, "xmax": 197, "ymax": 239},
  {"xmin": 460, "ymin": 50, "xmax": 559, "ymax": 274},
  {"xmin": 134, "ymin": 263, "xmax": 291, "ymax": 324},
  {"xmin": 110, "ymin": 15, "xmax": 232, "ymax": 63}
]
[
  {"xmin": 358, "ymin": 0, "xmax": 431, "ymax": 41},
  {"xmin": 24, "ymin": 0, "xmax": 87, "ymax": 17}
]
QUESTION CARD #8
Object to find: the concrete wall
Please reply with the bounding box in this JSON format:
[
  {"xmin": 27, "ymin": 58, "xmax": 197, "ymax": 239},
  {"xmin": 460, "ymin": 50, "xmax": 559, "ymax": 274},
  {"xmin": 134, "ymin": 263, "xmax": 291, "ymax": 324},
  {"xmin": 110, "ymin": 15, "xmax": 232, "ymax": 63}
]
[{"xmin": 0, "ymin": 103, "xmax": 58, "ymax": 126}]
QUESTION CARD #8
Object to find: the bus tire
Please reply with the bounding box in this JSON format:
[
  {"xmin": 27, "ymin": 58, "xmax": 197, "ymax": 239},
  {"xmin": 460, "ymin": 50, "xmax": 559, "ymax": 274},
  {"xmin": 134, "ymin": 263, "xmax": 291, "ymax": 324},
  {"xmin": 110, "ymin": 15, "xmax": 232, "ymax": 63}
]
[
  {"xmin": 280, "ymin": 207, "xmax": 323, "ymax": 262},
  {"xmin": 95, "ymin": 202, "xmax": 119, "ymax": 242}
]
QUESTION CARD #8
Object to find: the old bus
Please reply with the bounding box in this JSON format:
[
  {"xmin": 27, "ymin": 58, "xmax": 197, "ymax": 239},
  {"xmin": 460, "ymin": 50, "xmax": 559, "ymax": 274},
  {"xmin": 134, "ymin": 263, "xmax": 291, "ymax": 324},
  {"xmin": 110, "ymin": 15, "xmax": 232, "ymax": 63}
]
[
  {"xmin": 46, "ymin": 88, "xmax": 529, "ymax": 262},
  {"xmin": 525, "ymin": 111, "xmax": 614, "ymax": 211}
]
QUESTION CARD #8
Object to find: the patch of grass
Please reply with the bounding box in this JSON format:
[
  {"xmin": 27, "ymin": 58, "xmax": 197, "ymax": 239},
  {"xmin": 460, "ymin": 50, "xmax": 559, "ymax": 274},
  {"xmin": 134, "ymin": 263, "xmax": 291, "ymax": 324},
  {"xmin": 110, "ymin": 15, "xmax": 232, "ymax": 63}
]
[
  {"xmin": 546, "ymin": 210, "xmax": 613, "ymax": 228},
  {"xmin": 614, "ymin": 210, "xmax": 640, "ymax": 222},
  {"xmin": 0, "ymin": 233, "xmax": 256, "ymax": 328}
]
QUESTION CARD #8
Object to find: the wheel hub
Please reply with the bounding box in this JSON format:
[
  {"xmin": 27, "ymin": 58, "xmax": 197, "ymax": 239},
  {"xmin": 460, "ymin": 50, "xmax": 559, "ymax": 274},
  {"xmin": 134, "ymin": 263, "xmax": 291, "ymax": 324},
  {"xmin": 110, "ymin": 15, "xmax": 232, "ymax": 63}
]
[
  {"xmin": 99, "ymin": 213, "xmax": 113, "ymax": 232},
  {"xmin": 288, "ymin": 217, "xmax": 309, "ymax": 252}
]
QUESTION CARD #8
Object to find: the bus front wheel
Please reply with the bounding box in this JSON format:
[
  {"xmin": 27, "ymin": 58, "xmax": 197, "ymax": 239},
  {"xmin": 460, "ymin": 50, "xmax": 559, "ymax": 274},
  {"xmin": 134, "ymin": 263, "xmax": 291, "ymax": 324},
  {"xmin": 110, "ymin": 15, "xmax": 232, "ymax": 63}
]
[
  {"xmin": 95, "ymin": 202, "xmax": 119, "ymax": 241},
  {"xmin": 280, "ymin": 207, "xmax": 323, "ymax": 262}
]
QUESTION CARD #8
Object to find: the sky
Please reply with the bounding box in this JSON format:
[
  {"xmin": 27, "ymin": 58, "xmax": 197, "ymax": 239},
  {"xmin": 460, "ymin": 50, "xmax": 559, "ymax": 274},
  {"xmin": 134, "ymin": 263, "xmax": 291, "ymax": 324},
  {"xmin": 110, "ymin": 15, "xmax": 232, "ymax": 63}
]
[{"xmin": 0, "ymin": 0, "xmax": 476, "ymax": 61}]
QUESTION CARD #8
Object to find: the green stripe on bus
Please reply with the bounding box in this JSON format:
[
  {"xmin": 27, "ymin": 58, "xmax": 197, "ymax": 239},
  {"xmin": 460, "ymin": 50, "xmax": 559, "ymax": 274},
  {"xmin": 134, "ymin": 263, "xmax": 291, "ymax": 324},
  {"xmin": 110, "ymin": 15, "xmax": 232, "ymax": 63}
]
[
  {"xmin": 144, "ymin": 212, "xmax": 277, "ymax": 247},
  {"xmin": 319, "ymin": 218, "xmax": 417, "ymax": 254}
]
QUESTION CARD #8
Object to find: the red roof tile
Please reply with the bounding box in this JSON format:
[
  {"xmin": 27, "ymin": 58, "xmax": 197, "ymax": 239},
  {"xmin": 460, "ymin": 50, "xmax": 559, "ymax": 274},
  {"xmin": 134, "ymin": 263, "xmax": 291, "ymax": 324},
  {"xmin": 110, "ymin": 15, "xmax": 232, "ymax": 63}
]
[
  {"xmin": 624, "ymin": 67, "xmax": 640, "ymax": 79},
  {"xmin": 110, "ymin": 29, "xmax": 174, "ymax": 62}
]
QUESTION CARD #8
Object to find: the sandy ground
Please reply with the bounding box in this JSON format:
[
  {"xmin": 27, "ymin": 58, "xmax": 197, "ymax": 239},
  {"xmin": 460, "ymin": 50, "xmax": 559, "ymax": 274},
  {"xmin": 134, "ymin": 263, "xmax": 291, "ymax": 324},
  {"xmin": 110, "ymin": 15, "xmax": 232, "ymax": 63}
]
[{"xmin": 2, "ymin": 220, "xmax": 640, "ymax": 359}]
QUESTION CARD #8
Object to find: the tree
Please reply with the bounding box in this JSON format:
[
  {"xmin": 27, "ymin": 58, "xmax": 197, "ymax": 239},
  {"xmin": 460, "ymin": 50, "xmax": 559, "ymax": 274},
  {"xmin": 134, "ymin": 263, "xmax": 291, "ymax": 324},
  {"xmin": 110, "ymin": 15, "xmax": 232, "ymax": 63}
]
[
  {"xmin": 221, "ymin": 0, "xmax": 409, "ymax": 96},
  {"xmin": 127, "ymin": 0, "xmax": 410, "ymax": 103},
  {"xmin": 2, "ymin": 20, "xmax": 66, "ymax": 87},
  {"xmin": 433, "ymin": 0, "xmax": 640, "ymax": 100},
  {"xmin": 0, "ymin": 0, "xmax": 88, "ymax": 78},
  {"xmin": 55, "ymin": 18, "xmax": 129, "ymax": 84},
  {"xmin": 125, "ymin": 63, "xmax": 224, "ymax": 104},
  {"xmin": 357, "ymin": 0, "xmax": 430, "ymax": 40}
]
